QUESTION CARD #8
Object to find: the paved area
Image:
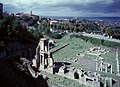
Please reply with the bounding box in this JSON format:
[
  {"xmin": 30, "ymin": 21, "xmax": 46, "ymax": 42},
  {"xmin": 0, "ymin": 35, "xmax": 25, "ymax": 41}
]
[{"xmin": 76, "ymin": 57, "xmax": 96, "ymax": 69}]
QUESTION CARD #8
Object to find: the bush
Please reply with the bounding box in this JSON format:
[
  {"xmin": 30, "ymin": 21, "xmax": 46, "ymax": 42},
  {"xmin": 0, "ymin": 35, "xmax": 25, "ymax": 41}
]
[
  {"xmin": 49, "ymin": 33, "xmax": 63, "ymax": 39},
  {"xmin": 103, "ymin": 40, "xmax": 119, "ymax": 47}
]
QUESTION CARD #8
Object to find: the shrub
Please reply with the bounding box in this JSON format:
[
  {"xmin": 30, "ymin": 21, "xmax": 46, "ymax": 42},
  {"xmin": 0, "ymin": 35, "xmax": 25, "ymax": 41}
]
[{"xmin": 49, "ymin": 33, "xmax": 63, "ymax": 39}]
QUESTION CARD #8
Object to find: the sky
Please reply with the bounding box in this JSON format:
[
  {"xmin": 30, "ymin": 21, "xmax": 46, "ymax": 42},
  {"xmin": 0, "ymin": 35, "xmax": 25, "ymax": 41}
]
[{"xmin": 1, "ymin": 0, "xmax": 120, "ymax": 17}]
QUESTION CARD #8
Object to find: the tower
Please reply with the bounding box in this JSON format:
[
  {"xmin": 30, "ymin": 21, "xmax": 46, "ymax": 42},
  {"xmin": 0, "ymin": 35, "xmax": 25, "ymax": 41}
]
[
  {"xmin": 30, "ymin": 11, "xmax": 32, "ymax": 16},
  {"xmin": 0, "ymin": 3, "xmax": 3, "ymax": 19}
]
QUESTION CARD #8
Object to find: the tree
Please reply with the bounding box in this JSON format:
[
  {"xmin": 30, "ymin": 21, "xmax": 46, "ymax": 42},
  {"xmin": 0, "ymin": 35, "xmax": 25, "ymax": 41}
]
[
  {"xmin": 33, "ymin": 29, "xmax": 43, "ymax": 40},
  {"xmin": 49, "ymin": 33, "xmax": 63, "ymax": 39},
  {"xmin": 105, "ymin": 27, "xmax": 113, "ymax": 36}
]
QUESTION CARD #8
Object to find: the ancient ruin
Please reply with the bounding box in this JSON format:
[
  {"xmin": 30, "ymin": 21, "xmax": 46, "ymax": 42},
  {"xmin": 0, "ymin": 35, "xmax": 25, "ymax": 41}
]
[
  {"xmin": 31, "ymin": 38, "xmax": 120, "ymax": 87},
  {"xmin": 32, "ymin": 38, "xmax": 54, "ymax": 74}
]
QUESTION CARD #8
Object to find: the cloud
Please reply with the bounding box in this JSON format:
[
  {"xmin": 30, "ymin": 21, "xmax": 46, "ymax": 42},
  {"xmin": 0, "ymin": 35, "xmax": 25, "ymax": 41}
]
[{"xmin": 1, "ymin": 0, "xmax": 120, "ymax": 16}]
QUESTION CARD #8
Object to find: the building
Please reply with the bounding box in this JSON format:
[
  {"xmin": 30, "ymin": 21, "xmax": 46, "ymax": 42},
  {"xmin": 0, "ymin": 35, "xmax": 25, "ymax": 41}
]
[
  {"xmin": 16, "ymin": 11, "xmax": 33, "ymax": 18},
  {"xmin": 50, "ymin": 20, "xmax": 59, "ymax": 25},
  {"xmin": 0, "ymin": 3, "xmax": 3, "ymax": 19}
]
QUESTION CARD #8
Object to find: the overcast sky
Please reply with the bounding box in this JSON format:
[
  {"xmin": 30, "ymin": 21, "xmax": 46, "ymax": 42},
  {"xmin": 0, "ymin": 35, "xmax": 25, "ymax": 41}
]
[{"xmin": 1, "ymin": 0, "xmax": 120, "ymax": 17}]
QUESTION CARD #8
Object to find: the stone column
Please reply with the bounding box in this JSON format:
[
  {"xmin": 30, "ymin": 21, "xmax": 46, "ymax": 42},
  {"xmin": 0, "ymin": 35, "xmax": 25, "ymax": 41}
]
[
  {"xmin": 78, "ymin": 69, "xmax": 82, "ymax": 79},
  {"xmin": 98, "ymin": 74, "xmax": 101, "ymax": 82},
  {"xmin": 96, "ymin": 62, "xmax": 98, "ymax": 71},
  {"xmin": 92, "ymin": 79, "xmax": 94, "ymax": 87},
  {"xmin": 105, "ymin": 64, "xmax": 107, "ymax": 73},
  {"xmin": 84, "ymin": 76, "xmax": 86, "ymax": 86},
  {"xmin": 116, "ymin": 48, "xmax": 119, "ymax": 75},
  {"xmin": 109, "ymin": 77, "xmax": 112, "ymax": 87},
  {"xmin": 104, "ymin": 78, "xmax": 107, "ymax": 87},
  {"xmin": 100, "ymin": 61, "xmax": 103, "ymax": 72},
  {"xmin": 110, "ymin": 65, "xmax": 112, "ymax": 74}
]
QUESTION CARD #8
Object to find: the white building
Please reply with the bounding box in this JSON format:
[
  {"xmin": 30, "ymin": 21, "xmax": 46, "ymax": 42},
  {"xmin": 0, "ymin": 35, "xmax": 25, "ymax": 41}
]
[{"xmin": 50, "ymin": 20, "xmax": 59, "ymax": 25}]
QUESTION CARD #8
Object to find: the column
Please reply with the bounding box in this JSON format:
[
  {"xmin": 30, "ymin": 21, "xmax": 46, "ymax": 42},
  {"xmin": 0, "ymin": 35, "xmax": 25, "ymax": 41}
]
[
  {"xmin": 92, "ymin": 79, "xmax": 94, "ymax": 87},
  {"xmin": 96, "ymin": 62, "xmax": 98, "ymax": 71},
  {"xmin": 105, "ymin": 64, "xmax": 107, "ymax": 73},
  {"xmin": 84, "ymin": 76, "xmax": 86, "ymax": 86},
  {"xmin": 104, "ymin": 78, "xmax": 107, "ymax": 87},
  {"xmin": 116, "ymin": 48, "xmax": 119, "ymax": 74},
  {"xmin": 100, "ymin": 61, "xmax": 103, "ymax": 72},
  {"xmin": 111, "ymin": 65, "xmax": 112, "ymax": 74},
  {"xmin": 109, "ymin": 77, "xmax": 112, "ymax": 87}
]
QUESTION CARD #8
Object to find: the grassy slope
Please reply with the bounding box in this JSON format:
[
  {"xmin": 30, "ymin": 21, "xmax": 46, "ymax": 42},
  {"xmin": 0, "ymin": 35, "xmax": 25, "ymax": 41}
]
[
  {"xmin": 52, "ymin": 34, "xmax": 117, "ymax": 75},
  {"xmin": 53, "ymin": 35, "xmax": 116, "ymax": 62},
  {"xmin": 53, "ymin": 35, "xmax": 94, "ymax": 61}
]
